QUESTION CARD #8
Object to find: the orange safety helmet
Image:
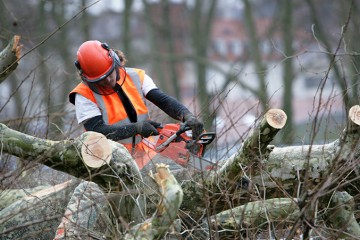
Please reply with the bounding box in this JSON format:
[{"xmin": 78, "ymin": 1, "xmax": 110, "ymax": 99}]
[{"xmin": 74, "ymin": 40, "xmax": 120, "ymax": 83}]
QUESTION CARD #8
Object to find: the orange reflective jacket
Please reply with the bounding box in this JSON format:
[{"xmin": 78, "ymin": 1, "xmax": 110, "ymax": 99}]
[{"xmin": 69, "ymin": 67, "xmax": 156, "ymax": 169}]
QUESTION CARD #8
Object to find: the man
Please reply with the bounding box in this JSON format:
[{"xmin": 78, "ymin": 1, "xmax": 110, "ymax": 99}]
[{"xmin": 69, "ymin": 40, "xmax": 203, "ymax": 169}]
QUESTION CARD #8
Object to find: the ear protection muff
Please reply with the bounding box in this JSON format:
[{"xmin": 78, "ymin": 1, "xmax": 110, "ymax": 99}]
[
  {"xmin": 74, "ymin": 60, "xmax": 82, "ymax": 71},
  {"xmin": 100, "ymin": 42, "xmax": 122, "ymax": 82},
  {"xmin": 101, "ymin": 42, "xmax": 121, "ymax": 67}
]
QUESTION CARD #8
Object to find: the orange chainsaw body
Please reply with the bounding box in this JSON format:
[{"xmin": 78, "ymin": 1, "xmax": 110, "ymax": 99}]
[{"xmin": 155, "ymin": 123, "xmax": 215, "ymax": 166}]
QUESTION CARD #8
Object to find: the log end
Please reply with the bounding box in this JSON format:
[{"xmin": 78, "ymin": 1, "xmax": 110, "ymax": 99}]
[
  {"xmin": 349, "ymin": 105, "xmax": 360, "ymax": 126},
  {"xmin": 81, "ymin": 132, "xmax": 112, "ymax": 168},
  {"xmin": 266, "ymin": 109, "xmax": 287, "ymax": 129}
]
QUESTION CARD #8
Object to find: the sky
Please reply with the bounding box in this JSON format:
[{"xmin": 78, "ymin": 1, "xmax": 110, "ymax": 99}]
[{"xmin": 87, "ymin": 0, "xmax": 242, "ymax": 15}]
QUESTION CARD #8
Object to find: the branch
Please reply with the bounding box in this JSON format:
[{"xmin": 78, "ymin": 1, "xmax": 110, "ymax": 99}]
[
  {"xmin": 322, "ymin": 191, "xmax": 360, "ymax": 239},
  {"xmin": 0, "ymin": 35, "xmax": 22, "ymax": 83},
  {"xmin": 0, "ymin": 123, "xmax": 141, "ymax": 191},
  {"xmin": 206, "ymin": 198, "xmax": 299, "ymax": 238},
  {"xmin": 211, "ymin": 108, "xmax": 287, "ymax": 185},
  {"xmin": 125, "ymin": 164, "xmax": 183, "ymax": 239}
]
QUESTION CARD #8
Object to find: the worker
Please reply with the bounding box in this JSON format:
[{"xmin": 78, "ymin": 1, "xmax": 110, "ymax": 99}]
[{"xmin": 69, "ymin": 40, "xmax": 204, "ymax": 169}]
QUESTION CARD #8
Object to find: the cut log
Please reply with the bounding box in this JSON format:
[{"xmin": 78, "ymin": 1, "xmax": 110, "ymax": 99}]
[
  {"xmin": 251, "ymin": 105, "xmax": 360, "ymax": 196},
  {"xmin": 348, "ymin": 105, "xmax": 360, "ymax": 127}
]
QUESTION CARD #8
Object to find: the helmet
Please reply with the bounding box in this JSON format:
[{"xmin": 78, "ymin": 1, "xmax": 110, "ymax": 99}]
[{"xmin": 75, "ymin": 40, "xmax": 119, "ymax": 83}]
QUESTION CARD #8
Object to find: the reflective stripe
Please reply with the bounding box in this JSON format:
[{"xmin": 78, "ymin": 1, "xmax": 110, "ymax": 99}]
[
  {"xmin": 93, "ymin": 93, "xmax": 108, "ymax": 123},
  {"xmin": 126, "ymin": 68, "xmax": 147, "ymax": 103}
]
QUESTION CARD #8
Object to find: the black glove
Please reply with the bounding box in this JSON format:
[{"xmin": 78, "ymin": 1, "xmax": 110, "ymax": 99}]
[
  {"xmin": 135, "ymin": 120, "xmax": 161, "ymax": 138},
  {"xmin": 184, "ymin": 114, "xmax": 204, "ymax": 140}
]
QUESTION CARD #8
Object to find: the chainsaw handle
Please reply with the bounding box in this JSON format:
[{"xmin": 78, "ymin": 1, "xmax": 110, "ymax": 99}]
[
  {"xmin": 156, "ymin": 124, "xmax": 190, "ymax": 137},
  {"xmin": 196, "ymin": 132, "xmax": 216, "ymax": 145}
]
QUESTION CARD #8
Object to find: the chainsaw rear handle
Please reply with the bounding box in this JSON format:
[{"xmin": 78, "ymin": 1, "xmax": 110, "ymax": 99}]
[
  {"xmin": 196, "ymin": 132, "xmax": 216, "ymax": 146},
  {"xmin": 178, "ymin": 123, "xmax": 216, "ymax": 146}
]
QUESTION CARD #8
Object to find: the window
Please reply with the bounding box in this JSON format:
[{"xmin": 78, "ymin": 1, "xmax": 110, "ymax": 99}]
[
  {"xmin": 229, "ymin": 40, "xmax": 243, "ymax": 56},
  {"xmin": 213, "ymin": 39, "xmax": 227, "ymax": 56}
]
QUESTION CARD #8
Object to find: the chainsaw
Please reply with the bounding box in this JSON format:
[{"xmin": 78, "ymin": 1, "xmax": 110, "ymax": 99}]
[{"xmin": 145, "ymin": 123, "xmax": 216, "ymax": 171}]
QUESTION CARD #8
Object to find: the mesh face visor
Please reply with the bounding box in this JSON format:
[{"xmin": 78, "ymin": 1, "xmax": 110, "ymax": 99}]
[{"xmin": 82, "ymin": 57, "xmax": 119, "ymax": 95}]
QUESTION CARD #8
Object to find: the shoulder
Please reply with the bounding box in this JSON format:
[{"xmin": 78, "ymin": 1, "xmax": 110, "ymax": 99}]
[
  {"xmin": 69, "ymin": 82, "xmax": 95, "ymax": 104},
  {"xmin": 126, "ymin": 67, "xmax": 145, "ymax": 79},
  {"xmin": 142, "ymin": 74, "xmax": 157, "ymax": 95}
]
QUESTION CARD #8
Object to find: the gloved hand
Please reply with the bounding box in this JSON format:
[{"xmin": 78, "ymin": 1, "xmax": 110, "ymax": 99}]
[
  {"xmin": 184, "ymin": 114, "xmax": 204, "ymax": 140},
  {"xmin": 135, "ymin": 120, "xmax": 161, "ymax": 138}
]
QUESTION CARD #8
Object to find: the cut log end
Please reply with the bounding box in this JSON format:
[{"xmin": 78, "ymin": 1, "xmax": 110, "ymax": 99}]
[
  {"xmin": 266, "ymin": 109, "xmax": 287, "ymax": 129},
  {"xmin": 349, "ymin": 105, "xmax": 360, "ymax": 126},
  {"xmin": 81, "ymin": 132, "xmax": 112, "ymax": 168}
]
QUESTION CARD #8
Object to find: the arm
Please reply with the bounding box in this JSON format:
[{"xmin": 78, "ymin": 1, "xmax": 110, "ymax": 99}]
[
  {"xmin": 83, "ymin": 116, "xmax": 160, "ymax": 141},
  {"xmin": 145, "ymin": 88, "xmax": 204, "ymax": 139},
  {"xmin": 83, "ymin": 116, "xmax": 137, "ymax": 141},
  {"xmin": 145, "ymin": 88, "xmax": 192, "ymax": 122}
]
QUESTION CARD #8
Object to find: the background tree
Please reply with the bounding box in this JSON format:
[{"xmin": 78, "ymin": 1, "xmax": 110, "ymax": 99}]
[
  {"xmin": 190, "ymin": 0, "xmax": 218, "ymax": 130},
  {"xmin": 280, "ymin": 0, "xmax": 295, "ymax": 144}
]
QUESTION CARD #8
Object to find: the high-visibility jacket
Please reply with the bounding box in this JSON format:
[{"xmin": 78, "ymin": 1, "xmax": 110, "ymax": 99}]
[{"xmin": 69, "ymin": 67, "xmax": 156, "ymax": 169}]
